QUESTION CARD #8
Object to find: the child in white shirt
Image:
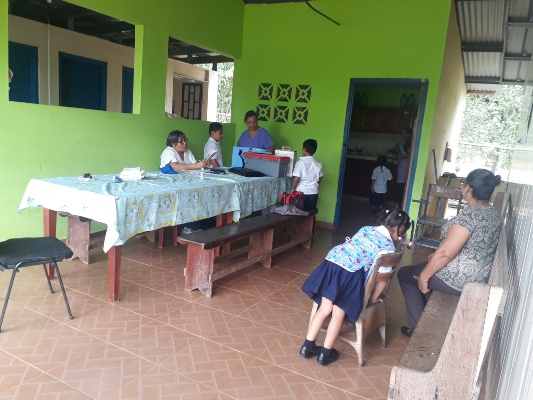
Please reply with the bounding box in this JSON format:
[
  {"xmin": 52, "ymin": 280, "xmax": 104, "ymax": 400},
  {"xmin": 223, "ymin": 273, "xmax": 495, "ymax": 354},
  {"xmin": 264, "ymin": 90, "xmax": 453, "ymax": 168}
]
[
  {"xmin": 291, "ymin": 139, "xmax": 323, "ymax": 211},
  {"xmin": 204, "ymin": 122, "xmax": 224, "ymax": 168},
  {"xmin": 370, "ymin": 156, "xmax": 393, "ymax": 214}
]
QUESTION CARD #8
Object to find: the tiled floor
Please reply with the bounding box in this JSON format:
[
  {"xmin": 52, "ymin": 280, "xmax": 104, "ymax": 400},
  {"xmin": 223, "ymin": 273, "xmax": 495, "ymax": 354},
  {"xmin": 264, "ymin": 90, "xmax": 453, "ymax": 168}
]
[{"xmin": 0, "ymin": 201, "xmax": 428, "ymax": 399}]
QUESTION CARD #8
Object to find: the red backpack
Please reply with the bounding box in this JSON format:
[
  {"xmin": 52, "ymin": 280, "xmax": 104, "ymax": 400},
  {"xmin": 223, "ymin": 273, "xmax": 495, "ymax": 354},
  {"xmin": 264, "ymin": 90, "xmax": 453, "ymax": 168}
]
[{"xmin": 280, "ymin": 191, "xmax": 305, "ymax": 210}]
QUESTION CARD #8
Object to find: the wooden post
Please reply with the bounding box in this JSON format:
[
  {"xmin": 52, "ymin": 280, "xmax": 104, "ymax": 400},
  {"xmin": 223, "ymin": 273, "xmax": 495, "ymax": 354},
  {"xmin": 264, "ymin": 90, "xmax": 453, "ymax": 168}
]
[
  {"xmin": 291, "ymin": 215, "xmax": 314, "ymax": 249},
  {"xmin": 249, "ymin": 228, "xmax": 274, "ymax": 268},
  {"xmin": 107, "ymin": 245, "xmax": 122, "ymax": 302},
  {"xmin": 184, "ymin": 243, "xmax": 215, "ymax": 297},
  {"xmin": 43, "ymin": 208, "xmax": 57, "ymax": 278}
]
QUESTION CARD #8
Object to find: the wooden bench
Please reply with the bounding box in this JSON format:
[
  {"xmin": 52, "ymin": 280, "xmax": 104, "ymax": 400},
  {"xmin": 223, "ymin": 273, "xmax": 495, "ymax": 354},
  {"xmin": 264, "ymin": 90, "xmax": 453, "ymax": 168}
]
[
  {"xmin": 388, "ymin": 192, "xmax": 509, "ymax": 400},
  {"xmin": 177, "ymin": 209, "xmax": 317, "ymax": 297}
]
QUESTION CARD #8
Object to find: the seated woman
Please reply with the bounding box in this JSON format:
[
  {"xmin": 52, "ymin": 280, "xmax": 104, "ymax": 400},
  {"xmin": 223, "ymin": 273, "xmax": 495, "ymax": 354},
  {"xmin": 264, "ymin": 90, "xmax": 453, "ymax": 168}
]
[
  {"xmin": 397, "ymin": 168, "xmax": 502, "ymax": 337},
  {"xmin": 160, "ymin": 130, "xmax": 209, "ymax": 173},
  {"xmin": 160, "ymin": 130, "xmax": 210, "ymax": 234},
  {"xmin": 237, "ymin": 110, "xmax": 275, "ymax": 153}
]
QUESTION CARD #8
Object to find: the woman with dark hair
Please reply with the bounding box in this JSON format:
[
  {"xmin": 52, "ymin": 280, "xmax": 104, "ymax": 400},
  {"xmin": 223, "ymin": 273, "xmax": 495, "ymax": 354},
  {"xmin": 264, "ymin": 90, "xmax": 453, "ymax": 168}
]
[
  {"xmin": 237, "ymin": 110, "xmax": 275, "ymax": 152},
  {"xmin": 397, "ymin": 168, "xmax": 502, "ymax": 337},
  {"xmin": 160, "ymin": 130, "xmax": 209, "ymax": 173}
]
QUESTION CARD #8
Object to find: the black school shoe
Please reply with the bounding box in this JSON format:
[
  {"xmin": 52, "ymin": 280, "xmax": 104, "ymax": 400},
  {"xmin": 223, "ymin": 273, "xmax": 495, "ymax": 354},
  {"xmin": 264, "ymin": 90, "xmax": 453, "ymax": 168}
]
[
  {"xmin": 317, "ymin": 348, "xmax": 339, "ymax": 366},
  {"xmin": 401, "ymin": 326, "xmax": 414, "ymax": 338},
  {"xmin": 299, "ymin": 344, "xmax": 322, "ymax": 358}
]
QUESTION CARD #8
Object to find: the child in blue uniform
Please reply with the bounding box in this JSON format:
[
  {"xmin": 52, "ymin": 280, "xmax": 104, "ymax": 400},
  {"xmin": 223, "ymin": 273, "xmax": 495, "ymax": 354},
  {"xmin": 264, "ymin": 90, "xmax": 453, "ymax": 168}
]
[{"xmin": 300, "ymin": 209, "xmax": 411, "ymax": 366}]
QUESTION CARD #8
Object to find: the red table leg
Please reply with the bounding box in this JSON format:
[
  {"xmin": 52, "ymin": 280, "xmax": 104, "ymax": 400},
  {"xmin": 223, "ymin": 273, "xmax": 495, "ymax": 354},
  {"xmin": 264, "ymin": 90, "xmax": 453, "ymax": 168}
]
[
  {"xmin": 108, "ymin": 245, "xmax": 122, "ymax": 302},
  {"xmin": 43, "ymin": 208, "xmax": 57, "ymax": 279}
]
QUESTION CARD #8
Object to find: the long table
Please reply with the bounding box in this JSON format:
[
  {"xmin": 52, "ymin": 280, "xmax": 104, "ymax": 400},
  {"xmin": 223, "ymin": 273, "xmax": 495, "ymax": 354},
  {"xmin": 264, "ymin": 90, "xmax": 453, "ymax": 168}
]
[{"xmin": 19, "ymin": 171, "xmax": 291, "ymax": 302}]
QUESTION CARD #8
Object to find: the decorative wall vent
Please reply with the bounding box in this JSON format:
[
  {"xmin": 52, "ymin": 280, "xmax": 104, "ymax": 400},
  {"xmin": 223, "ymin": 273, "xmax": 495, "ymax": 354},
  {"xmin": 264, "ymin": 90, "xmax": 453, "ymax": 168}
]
[
  {"xmin": 256, "ymin": 104, "xmax": 271, "ymax": 121},
  {"xmin": 276, "ymin": 84, "xmax": 293, "ymax": 102},
  {"xmin": 274, "ymin": 105, "xmax": 289, "ymax": 123},
  {"xmin": 295, "ymin": 85, "xmax": 312, "ymax": 103},
  {"xmin": 258, "ymin": 83, "xmax": 273, "ymax": 101},
  {"xmin": 257, "ymin": 82, "xmax": 311, "ymax": 124},
  {"xmin": 292, "ymin": 107, "xmax": 309, "ymax": 124}
]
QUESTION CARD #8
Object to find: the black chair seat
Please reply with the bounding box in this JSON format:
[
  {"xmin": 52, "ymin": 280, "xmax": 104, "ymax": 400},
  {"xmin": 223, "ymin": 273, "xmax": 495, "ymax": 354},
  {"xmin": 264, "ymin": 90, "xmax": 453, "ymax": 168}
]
[
  {"xmin": 0, "ymin": 237, "xmax": 73, "ymax": 270},
  {"xmin": 0, "ymin": 236, "xmax": 74, "ymax": 332}
]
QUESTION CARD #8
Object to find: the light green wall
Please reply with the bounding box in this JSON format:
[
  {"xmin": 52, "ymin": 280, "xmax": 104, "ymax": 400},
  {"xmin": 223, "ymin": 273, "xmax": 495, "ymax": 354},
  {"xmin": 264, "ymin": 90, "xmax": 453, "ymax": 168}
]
[
  {"xmin": 233, "ymin": 0, "xmax": 453, "ymax": 224},
  {"xmin": 0, "ymin": 0, "xmax": 243, "ymax": 239}
]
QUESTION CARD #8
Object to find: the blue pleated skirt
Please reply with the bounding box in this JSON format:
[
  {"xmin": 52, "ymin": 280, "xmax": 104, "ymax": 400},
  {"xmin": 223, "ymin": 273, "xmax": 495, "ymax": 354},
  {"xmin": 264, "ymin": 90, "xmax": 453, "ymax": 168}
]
[{"xmin": 302, "ymin": 260, "xmax": 365, "ymax": 322}]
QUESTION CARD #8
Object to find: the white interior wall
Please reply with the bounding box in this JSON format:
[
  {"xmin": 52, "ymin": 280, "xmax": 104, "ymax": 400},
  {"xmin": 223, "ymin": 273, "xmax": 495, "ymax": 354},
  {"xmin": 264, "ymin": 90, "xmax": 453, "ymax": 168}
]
[{"xmin": 9, "ymin": 15, "xmax": 214, "ymax": 115}]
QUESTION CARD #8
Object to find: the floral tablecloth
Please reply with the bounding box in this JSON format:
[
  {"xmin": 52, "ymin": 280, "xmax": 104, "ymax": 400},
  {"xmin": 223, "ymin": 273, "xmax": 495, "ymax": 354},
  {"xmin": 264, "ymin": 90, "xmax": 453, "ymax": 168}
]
[{"xmin": 19, "ymin": 171, "xmax": 291, "ymax": 252}]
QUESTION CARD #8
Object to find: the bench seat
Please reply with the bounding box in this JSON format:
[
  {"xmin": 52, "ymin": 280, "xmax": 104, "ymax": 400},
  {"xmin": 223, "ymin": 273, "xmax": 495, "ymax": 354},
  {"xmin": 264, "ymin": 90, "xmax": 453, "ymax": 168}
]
[{"xmin": 178, "ymin": 210, "xmax": 316, "ymax": 297}]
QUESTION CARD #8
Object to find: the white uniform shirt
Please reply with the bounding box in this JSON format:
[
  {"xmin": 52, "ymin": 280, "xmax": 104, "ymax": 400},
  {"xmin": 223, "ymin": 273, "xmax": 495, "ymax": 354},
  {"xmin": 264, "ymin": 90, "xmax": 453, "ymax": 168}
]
[
  {"xmin": 204, "ymin": 137, "xmax": 223, "ymax": 167},
  {"xmin": 293, "ymin": 156, "xmax": 323, "ymax": 195},
  {"xmin": 160, "ymin": 147, "xmax": 196, "ymax": 168},
  {"xmin": 371, "ymin": 166, "xmax": 392, "ymax": 193}
]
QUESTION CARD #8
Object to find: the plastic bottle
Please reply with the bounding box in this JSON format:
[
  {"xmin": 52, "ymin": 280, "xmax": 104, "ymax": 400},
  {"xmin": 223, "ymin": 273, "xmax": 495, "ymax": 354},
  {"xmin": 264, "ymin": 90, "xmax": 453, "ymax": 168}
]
[
  {"xmin": 200, "ymin": 168, "xmax": 205, "ymax": 180},
  {"xmin": 407, "ymin": 93, "xmax": 416, "ymax": 108},
  {"xmin": 400, "ymin": 93, "xmax": 407, "ymax": 108},
  {"xmin": 362, "ymin": 92, "xmax": 368, "ymax": 106}
]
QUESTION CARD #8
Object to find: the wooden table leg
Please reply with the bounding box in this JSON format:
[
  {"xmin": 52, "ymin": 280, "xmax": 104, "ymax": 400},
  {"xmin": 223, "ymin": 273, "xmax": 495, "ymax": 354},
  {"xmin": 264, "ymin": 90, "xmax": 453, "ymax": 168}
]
[
  {"xmin": 292, "ymin": 215, "xmax": 314, "ymax": 249},
  {"xmin": 184, "ymin": 243, "xmax": 214, "ymax": 297},
  {"xmin": 249, "ymin": 228, "xmax": 274, "ymax": 268},
  {"xmin": 108, "ymin": 245, "xmax": 122, "ymax": 302},
  {"xmin": 43, "ymin": 208, "xmax": 57, "ymax": 279}
]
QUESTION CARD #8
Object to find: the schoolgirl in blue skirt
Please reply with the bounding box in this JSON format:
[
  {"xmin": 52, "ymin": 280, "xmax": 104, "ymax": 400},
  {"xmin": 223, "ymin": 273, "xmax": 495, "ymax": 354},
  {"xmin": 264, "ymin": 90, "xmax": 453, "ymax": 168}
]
[{"xmin": 300, "ymin": 210, "xmax": 411, "ymax": 366}]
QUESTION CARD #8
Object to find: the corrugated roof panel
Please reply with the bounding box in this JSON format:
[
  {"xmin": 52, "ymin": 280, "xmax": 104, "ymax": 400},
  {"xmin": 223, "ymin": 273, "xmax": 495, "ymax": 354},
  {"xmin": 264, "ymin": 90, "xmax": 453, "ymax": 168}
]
[
  {"xmin": 503, "ymin": 60, "xmax": 524, "ymax": 81},
  {"xmin": 456, "ymin": 0, "xmax": 505, "ymax": 42},
  {"xmin": 506, "ymin": 27, "xmax": 533, "ymax": 55},
  {"xmin": 463, "ymin": 52, "xmax": 502, "ymax": 77},
  {"xmin": 508, "ymin": 0, "xmax": 533, "ymax": 18},
  {"xmin": 466, "ymin": 83, "xmax": 502, "ymax": 94}
]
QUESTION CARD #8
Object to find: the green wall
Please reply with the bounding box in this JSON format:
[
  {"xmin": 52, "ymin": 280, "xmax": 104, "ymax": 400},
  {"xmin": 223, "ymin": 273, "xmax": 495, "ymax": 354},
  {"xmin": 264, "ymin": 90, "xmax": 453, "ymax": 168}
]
[
  {"xmin": 233, "ymin": 0, "xmax": 453, "ymax": 224},
  {"xmin": 0, "ymin": 0, "xmax": 243, "ymax": 239}
]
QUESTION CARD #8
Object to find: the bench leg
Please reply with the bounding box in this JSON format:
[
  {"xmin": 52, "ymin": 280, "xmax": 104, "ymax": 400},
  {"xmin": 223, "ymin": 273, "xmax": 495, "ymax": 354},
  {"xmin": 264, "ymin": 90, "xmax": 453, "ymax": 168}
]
[
  {"xmin": 108, "ymin": 245, "xmax": 122, "ymax": 302},
  {"xmin": 215, "ymin": 212, "xmax": 233, "ymax": 255},
  {"xmin": 43, "ymin": 208, "xmax": 57, "ymax": 279},
  {"xmin": 249, "ymin": 228, "xmax": 274, "ymax": 268},
  {"xmin": 66, "ymin": 216, "xmax": 91, "ymax": 264},
  {"xmin": 185, "ymin": 243, "xmax": 215, "ymax": 297},
  {"xmin": 291, "ymin": 215, "xmax": 314, "ymax": 249}
]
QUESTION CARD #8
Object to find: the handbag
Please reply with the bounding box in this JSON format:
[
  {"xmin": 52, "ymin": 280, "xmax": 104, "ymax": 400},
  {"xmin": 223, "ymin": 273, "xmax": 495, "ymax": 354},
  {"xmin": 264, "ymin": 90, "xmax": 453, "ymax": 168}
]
[{"xmin": 280, "ymin": 191, "xmax": 305, "ymax": 210}]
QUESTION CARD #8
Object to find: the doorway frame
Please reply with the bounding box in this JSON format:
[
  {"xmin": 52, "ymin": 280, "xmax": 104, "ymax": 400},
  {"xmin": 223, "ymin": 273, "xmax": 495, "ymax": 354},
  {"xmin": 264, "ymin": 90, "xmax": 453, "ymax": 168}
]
[{"xmin": 333, "ymin": 78, "xmax": 429, "ymax": 229}]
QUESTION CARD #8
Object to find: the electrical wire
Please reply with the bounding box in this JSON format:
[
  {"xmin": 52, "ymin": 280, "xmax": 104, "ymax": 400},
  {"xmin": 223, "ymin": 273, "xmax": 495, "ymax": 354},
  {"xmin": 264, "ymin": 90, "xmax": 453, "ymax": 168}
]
[{"xmin": 305, "ymin": 1, "xmax": 340, "ymax": 26}]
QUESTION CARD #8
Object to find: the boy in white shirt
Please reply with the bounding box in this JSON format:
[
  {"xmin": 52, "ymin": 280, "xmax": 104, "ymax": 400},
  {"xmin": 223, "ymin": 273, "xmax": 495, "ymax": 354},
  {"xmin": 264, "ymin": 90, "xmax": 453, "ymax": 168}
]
[
  {"xmin": 291, "ymin": 139, "xmax": 323, "ymax": 211},
  {"xmin": 370, "ymin": 156, "xmax": 393, "ymax": 213},
  {"xmin": 204, "ymin": 122, "xmax": 224, "ymax": 168}
]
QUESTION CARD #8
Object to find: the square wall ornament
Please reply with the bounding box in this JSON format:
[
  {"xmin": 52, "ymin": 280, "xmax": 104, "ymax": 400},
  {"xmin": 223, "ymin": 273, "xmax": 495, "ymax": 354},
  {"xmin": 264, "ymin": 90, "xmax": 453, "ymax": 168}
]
[
  {"xmin": 256, "ymin": 104, "xmax": 271, "ymax": 121},
  {"xmin": 258, "ymin": 83, "xmax": 273, "ymax": 101},
  {"xmin": 276, "ymin": 84, "xmax": 293, "ymax": 102},
  {"xmin": 292, "ymin": 107, "xmax": 309, "ymax": 125},
  {"xmin": 274, "ymin": 105, "xmax": 290, "ymax": 123},
  {"xmin": 295, "ymin": 85, "xmax": 312, "ymax": 103}
]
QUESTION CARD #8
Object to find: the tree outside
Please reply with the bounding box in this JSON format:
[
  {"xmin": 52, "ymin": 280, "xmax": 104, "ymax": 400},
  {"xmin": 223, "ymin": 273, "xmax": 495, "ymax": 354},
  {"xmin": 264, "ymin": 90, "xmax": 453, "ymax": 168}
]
[
  {"xmin": 456, "ymin": 85, "xmax": 523, "ymax": 179},
  {"xmin": 197, "ymin": 62, "xmax": 234, "ymax": 123}
]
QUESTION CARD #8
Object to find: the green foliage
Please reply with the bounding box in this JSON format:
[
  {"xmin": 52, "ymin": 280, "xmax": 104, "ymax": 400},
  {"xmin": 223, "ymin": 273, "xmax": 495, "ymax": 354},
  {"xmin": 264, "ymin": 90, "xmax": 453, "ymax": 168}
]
[
  {"xmin": 457, "ymin": 85, "xmax": 523, "ymax": 175},
  {"xmin": 197, "ymin": 62, "xmax": 234, "ymax": 123}
]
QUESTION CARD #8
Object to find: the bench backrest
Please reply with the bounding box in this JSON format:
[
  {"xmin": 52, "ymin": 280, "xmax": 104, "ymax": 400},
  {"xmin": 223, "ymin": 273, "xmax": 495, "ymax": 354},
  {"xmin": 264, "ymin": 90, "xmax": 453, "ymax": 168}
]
[
  {"xmin": 429, "ymin": 184, "xmax": 463, "ymax": 201},
  {"xmin": 364, "ymin": 251, "xmax": 404, "ymax": 305}
]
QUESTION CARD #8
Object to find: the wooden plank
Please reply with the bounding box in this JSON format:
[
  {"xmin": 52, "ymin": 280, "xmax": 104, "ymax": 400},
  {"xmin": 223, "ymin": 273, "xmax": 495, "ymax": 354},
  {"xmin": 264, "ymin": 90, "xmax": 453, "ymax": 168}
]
[
  {"xmin": 184, "ymin": 243, "xmax": 215, "ymax": 297},
  {"xmin": 249, "ymin": 229, "xmax": 274, "ymax": 268},
  {"xmin": 398, "ymin": 291, "xmax": 459, "ymax": 373},
  {"xmin": 178, "ymin": 211, "xmax": 316, "ymax": 249},
  {"xmin": 392, "ymin": 284, "xmax": 491, "ymax": 400},
  {"xmin": 214, "ymin": 245, "xmax": 250, "ymax": 264}
]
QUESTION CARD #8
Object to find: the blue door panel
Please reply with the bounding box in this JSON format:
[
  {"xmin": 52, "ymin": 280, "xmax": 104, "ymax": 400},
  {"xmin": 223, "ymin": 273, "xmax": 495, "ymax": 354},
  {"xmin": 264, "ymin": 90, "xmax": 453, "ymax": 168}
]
[
  {"xmin": 122, "ymin": 67, "xmax": 134, "ymax": 113},
  {"xmin": 8, "ymin": 41, "xmax": 39, "ymax": 104}
]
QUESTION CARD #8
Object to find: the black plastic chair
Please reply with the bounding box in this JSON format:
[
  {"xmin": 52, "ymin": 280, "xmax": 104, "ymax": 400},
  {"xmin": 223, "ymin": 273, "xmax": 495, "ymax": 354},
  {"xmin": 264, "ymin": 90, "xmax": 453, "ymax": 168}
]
[{"xmin": 0, "ymin": 237, "xmax": 74, "ymax": 332}]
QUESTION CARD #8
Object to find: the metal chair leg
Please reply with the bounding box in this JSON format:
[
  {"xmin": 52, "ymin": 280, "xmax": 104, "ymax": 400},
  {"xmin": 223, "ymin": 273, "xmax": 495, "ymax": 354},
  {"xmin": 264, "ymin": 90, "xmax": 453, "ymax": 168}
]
[
  {"xmin": 42, "ymin": 264, "xmax": 55, "ymax": 294},
  {"xmin": 0, "ymin": 268, "xmax": 19, "ymax": 333},
  {"xmin": 52, "ymin": 262, "xmax": 74, "ymax": 320}
]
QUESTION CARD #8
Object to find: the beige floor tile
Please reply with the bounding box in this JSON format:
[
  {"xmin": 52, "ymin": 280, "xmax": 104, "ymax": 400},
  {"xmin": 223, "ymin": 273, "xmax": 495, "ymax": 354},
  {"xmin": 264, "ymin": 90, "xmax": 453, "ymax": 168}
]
[
  {"xmin": 0, "ymin": 350, "xmax": 43, "ymax": 395},
  {"xmin": 46, "ymin": 342, "xmax": 156, "ymax": 399},
  {"xmin": 114, "ymin": 288, "xmax": 191, "ymax": 319},
  {"xmin": 194, "ymin": 287, "xmax": 260, "ymax": 316},
  {"xmin": 219, "ymin": 357, "xmax": 320, "ymax": 399},
  {"xmin": 160, "ymin": 337, "xmax": 256, "ymax": 390},
  {"xmin": 221, "ymin": 275, "xmax": 287, "ymax": 298},
  {"xmin": 153, "ymin": 277, "xmax": 205, "ymax": 302},
  {"xmin": 121, "ymin": 265, "xmax": 182, "ymax": 289},
  {"xmin": 0, "ymin": 372, "xmax": 92, "ymax": 400},
  {"xmin": 304, "ymin": 383, "xmax": 366, "ymax": 400},
  {"xmin": 238, "ymin": 299, "xmax": 311, "ymax": 334},
  {"xmin": 246, "ymin": 265, "xmax": 305, "ymax": 284},
  {"xmin": 104, "ymin": 365, "xmax": 218, "ymax": 400}
]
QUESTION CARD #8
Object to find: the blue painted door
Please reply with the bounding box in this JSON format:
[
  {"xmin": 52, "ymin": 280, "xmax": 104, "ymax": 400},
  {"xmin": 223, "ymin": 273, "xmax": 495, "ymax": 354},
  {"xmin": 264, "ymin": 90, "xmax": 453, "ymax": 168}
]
[
  {"xmin": 122, "ymin": 66, "xmax": 134, "ymax": 113},
  {"xmin": 59, "ymin": 52, "xmax": 107, "ymax": 111},
  {"xmin": 8, "ymin": 41, "xmax": 38, "ymax": 104}
]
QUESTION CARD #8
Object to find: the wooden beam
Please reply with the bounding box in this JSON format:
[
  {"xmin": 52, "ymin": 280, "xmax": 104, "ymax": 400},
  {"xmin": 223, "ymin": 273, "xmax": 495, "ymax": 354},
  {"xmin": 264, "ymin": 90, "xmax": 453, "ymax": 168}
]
[{"xmin": 76, "ymin": 21, "xmax": 134, "ymax": 36}]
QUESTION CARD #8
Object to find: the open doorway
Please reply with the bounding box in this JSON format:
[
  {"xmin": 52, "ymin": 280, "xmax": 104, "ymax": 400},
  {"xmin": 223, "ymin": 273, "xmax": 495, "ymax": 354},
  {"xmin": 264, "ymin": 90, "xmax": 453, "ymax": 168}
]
[{"xmin": 334, "ymin": 79, "xmax": 428, "ymax": 232}]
